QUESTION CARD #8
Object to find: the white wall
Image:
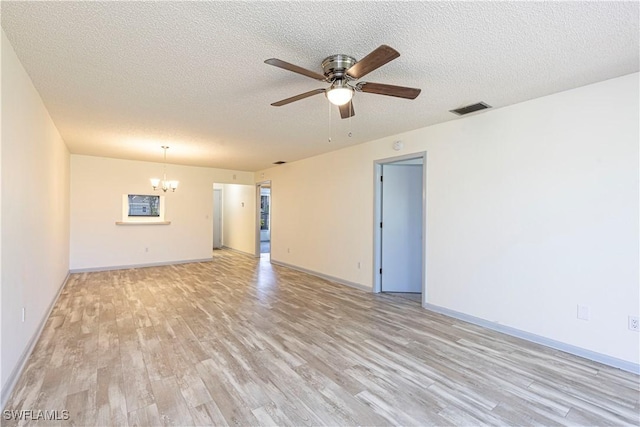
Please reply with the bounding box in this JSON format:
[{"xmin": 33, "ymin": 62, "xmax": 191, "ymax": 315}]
[
  {"xmin": 256, "ymin": 73, "xmax": 639, "ymax": 365},
  {"xmin": 222, "ymin": 184, "xmax": 256, "ymax": 255},
  {"xmin": 70, "ymin": 155, "xmax": 253, "ymax": 270},
  {"xmin": 0, "ymin": 30, "xmax": 4, "ymax": 407},
  {"xmin": 1, "ymin": 31, "xmax": 71, "ymax": 401}
]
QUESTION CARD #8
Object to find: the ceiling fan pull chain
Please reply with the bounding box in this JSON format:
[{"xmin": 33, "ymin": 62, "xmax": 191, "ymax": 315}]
[{"xmin": 328, "ymin": 98, "xmax": 332, "ymax": 143}]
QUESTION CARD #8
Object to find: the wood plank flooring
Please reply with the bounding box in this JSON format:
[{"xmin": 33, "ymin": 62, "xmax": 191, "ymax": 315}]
[{"xmin": 4, "ymin": 249, "xmax": 639, "ymax": 426}]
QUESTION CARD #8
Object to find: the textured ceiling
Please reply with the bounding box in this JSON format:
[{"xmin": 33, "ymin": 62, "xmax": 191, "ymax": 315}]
[{"xmin": 2, "ymin": 1, "xmax": 638, "ymax": 171}]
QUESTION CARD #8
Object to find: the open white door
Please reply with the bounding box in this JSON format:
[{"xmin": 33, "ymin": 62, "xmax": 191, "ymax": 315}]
[
  {"xmin": 212, "ymin": 188, "xmax": 222, "ymax": 249},
  {"xmin": 380, "ymin": 164, "xmax": 423, "ymax": 292}
]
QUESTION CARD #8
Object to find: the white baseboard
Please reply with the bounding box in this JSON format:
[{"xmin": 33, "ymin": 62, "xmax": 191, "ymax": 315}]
[
  {"xmin": 69, "ymin": 258, "xmax": 213, "ymax": 273},
  {"xmin": 270, "ymin": 259, "xmax": 372, "ymax": 293},
  {"xmin": 262, "ymin": 259, "xmax": 639, "ymax": 374},
  {"xmin": 221, "ymin": 246, "xmax": 256, "ymax": 258},
  {"xmin": 1, "ymin": 272, "xmax": 70, "ymax": 410},
  {"xmin": 424, "ymin": 303, "xmax": 640, "ymax": 375}
]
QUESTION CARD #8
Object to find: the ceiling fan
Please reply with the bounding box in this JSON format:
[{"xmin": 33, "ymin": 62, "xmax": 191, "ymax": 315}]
[{"xmin": 265, "ymin": 45, "xmax": 421, "ymax": 119}]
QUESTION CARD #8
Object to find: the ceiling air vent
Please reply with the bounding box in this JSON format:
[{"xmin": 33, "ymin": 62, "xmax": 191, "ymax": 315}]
[
  {"xmin": 450, "ymin": 102, "xmax": 491, "ymax": 116},
  {"xmin": 273, "ymin": 161, "xmax": 286, "ymax": 165}
]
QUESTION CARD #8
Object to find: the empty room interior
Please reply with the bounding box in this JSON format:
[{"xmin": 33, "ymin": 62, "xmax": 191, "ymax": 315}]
[{"xmin": 1, "ymin": 2, "xmax": 639, "ymax": 426}]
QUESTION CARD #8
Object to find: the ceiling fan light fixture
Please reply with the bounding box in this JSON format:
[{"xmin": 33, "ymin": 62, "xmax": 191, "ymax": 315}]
[
  {"xmin": 326, "ymin": 80, "xmax": 353, "ymax": 106},
  {"xmin": 266, "ymin": 45, "xmax": 420, "ymax": 115}
]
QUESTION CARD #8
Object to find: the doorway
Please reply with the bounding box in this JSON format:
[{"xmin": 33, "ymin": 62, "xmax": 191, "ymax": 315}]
[
  {"xmin": 256, "ymin": 181, "xmax": 272, "ymax": 258},
  {"xmin": 373, "ymin": 153, "xmax": 426, "ymax": 304},
  {"xmin": 212, "ymin": 188, "xmax": 222, "ymax": 249}
]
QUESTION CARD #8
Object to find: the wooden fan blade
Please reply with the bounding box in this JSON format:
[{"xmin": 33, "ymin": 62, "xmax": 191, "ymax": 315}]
[
  {"xmin": 265, "ymin": 58, "xmax": 327, "ymax": 81},
  {"xmin": 271, "ymin": 89, "xmax": 326, "ymax": 106},
  {"xmin": 339, "ymin": 101, "xmax": 355, "ymax": 119},
  {"xmin": 346, "ymin": 45, "xmax": 400, "ymax": 79},
  {"xmin": 358, "ymin": 82, "xmax": 421, "ymax": 99}
]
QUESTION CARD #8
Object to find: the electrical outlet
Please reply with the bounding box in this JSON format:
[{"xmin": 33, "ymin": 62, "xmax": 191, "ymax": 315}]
[
  {"xmin": 629, "ymin": 316, "xmax": 639, "ymax": 331},
  {"xmin": 357, "ymin": 261, "xmax": 361, "ymax": 269},
  {"xmin": 287, "ymin": 248, "xmax": 290, "ymax": 253},
  {"xmin": 21, "ymin": 307, "xmax": 25, "ymax": 322},
  {"xmin": 577, "ymin": 305, "xmax": 590, "ymax": 321}
]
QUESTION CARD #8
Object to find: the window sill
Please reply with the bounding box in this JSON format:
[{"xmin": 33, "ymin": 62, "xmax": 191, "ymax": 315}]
[{"xmin": 115, "ymin": 221, "xmax": 171, "ymax": 225}]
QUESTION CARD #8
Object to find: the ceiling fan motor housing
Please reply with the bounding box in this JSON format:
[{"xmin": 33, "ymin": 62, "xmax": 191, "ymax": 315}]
[{"xmin": 321, "ymin": 54, "xmax": 357, "ymax": 81}]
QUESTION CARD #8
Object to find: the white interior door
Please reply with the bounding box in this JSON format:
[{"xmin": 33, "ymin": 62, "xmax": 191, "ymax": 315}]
[
  {"xmin": 212, "ymin": 189, "xmax": 222, "ymax": 249},
  {"xmin": 381, "ymin": 164, "xmax": 423, "ymax": 292}
]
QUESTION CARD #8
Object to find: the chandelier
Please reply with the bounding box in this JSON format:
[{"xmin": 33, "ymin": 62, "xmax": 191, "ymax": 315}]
[{"xmin": 150, "ymin": 146, "xmax": 179, "ymax": 192}]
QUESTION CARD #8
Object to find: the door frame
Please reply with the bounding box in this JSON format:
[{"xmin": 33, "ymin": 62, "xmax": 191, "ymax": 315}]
[
  {"xmin": 212, "ymin": 188, "xmax": 222, "ymax": 249},
  {"xmin": 373, "ymin": 152, "xmax": 427, "ymax": 305},
  {"xmin": 255, "ymin": 180, "xmax": 272, "ymax": 258}
]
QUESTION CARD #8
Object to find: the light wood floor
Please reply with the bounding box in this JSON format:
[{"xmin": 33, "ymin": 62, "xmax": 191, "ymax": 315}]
[{"xmin": 5, "ymin": 250, "xmax": 639, "ymax": 426}]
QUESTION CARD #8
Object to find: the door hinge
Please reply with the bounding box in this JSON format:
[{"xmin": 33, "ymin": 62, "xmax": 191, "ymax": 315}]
[
  {"xmin": 380, "ymin": 175, "xmax": 383, "ymax": 182},
  {"xmin": 379, "ymin": 268, "xmax": 382, "ymax": 274},
  {"xmin": 379, "ymin": 221, "xmax": 382, "ymax": 228}
]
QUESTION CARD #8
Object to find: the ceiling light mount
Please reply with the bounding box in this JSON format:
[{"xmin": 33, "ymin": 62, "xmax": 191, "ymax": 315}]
[
  {"xmin": 150, "ymin": 145, "xmax": 179, "ymax": 192},
  {"xmin": 321, "ymin": 54, "xmax": 357, "ymax": 81}
]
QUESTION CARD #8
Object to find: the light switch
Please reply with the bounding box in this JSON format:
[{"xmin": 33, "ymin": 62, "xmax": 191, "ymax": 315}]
[{"xmin": 577, "ymin": 305, "xmax": 590, "ymax": 321}]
